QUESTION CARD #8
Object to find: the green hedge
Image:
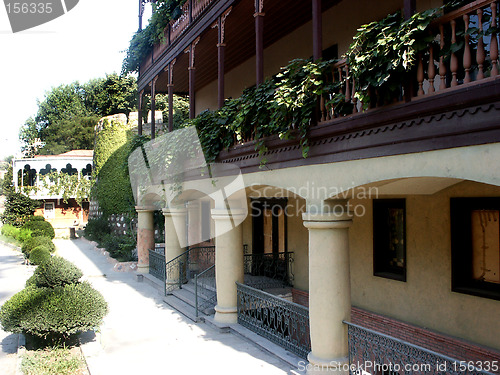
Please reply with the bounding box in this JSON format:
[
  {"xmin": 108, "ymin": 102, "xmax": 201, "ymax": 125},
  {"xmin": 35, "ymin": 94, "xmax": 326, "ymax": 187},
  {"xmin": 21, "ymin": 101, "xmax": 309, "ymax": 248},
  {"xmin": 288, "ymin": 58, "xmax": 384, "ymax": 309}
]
[
  {"xmin": 21, "ymin": 236, "xmax": 55, "ymax": 255},
  {"xmin": 27, "ymin": 257, "xmax": 83, "ymax": 289},
  {"xmin": 29, "ymin": 246, "xmax": 51, "ymax": 265},
  {"xmin": 0, "ymin": 283, "xmax": 108, "ymax": 341},
  {"xmin": 22, "ymin": 220, "xmax": 55, "ymax": 239},
  {"xmin": 1, "ymin": 224, "xmax": 32, "ymax": 243}
]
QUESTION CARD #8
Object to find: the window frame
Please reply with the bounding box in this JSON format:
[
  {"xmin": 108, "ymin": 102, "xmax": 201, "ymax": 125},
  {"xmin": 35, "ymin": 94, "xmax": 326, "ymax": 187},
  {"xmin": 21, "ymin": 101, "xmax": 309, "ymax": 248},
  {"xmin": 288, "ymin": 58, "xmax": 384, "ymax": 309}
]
[
  {"xmin": 44, "ymin": 202, "xmax": 55, "ymax": 220},
  {"xmin": 450, "ymin": 197, "xmax": 500, "ymax": 301},
  {"xmin": 373, "ymin": 199, "xmax": 407, "ymax": 282}
]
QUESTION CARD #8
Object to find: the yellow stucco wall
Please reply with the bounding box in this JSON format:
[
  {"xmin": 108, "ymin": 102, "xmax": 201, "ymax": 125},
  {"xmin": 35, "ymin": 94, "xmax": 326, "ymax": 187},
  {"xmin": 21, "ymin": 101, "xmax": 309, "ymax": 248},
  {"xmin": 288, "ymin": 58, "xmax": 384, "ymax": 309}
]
[
  {"xmin": 350, "ymin": 180, "xmax": 500, "ymax": 351},
  {"xmin": 196, "ymin": 0, "xmax": 404, "ymax": 114}
]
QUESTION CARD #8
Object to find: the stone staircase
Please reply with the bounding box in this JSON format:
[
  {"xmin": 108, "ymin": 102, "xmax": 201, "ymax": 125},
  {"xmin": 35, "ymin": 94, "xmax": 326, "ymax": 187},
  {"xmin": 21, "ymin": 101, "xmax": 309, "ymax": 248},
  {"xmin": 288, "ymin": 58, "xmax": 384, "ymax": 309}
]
[{"xmin": 163, "ymin": 279, "xmax": 216, "ymax": 322}]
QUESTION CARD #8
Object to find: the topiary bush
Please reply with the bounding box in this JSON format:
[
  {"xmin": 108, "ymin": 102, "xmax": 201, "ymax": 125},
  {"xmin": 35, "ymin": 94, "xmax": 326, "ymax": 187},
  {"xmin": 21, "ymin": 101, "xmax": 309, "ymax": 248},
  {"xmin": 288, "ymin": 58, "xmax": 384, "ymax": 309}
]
[
  {"xmin": 1, "ymin": 224, "xmax": 32, "ymax": 243},
  {"xmin": 21, "ymin": 236, "xmax": 55, "ymax": 256},
  {"xmin": 22, "ymin": 220, "xmax": 55, "ymax": 239},
  {"xmin": 0, "ymin": 283, "xmax": 108, "ymax": 341},
  {"xmin": 28, "ymin": 257, "xmax": 83, "ymax": 289},
  {"xmin": 27, "ymin": 215, "xmax": 46, "ymax": 222},
  {"xmin": 29, "ymin": 246, "xmax": 52, "ymax": 265}
]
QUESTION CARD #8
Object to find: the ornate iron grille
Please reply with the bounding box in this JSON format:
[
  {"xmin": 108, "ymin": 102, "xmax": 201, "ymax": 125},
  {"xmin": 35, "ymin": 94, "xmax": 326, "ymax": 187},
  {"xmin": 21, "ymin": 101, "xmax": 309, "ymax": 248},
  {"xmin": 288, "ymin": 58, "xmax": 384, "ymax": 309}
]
[
  {"xmin": 236, "ymin": 282, "xmax": 310, "ymax": 359},
  {"xmin": 187, "ymin": 246, "xmax": 215, "ymax": 279},
  {"xmin": 148, "ymin": 249, "xmax": 166, "ymax": 281},
  {"xmin": 195, "ymin": 265, "xmax": 217, "ymax": 318},
  {"xmin": 345, "ymin": 321, "xmax": 496, "ymax": 375},
  {"xmin": 243, "ymin": 252, "xmax": 294, "ymax": 288}
]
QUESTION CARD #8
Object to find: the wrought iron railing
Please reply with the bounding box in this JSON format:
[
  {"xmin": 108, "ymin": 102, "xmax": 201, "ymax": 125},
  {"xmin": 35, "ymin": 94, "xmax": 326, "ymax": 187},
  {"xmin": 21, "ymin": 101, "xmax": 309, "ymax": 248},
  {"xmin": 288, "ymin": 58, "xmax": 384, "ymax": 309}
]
[
  {"xmin": 344, "ymin": 321, "xmax": 496, "ymax": 375},
  {"xmin": 148, "ymin": 248, "xmax": 166, "ymax": 281},
  {"xmin": 195, "ymin": 264, "xmax": 217, "ymax": 318},
  {"xmin": 164, "ymin": 245, "xmax": 215, "ymax": 295},
  {"xmin": 236, "ymin": 282, "xmax": 310, "ymax": 359},
  {"xmin": 243, "ymin": 252, "xmax": 294, "ymax": 289}
]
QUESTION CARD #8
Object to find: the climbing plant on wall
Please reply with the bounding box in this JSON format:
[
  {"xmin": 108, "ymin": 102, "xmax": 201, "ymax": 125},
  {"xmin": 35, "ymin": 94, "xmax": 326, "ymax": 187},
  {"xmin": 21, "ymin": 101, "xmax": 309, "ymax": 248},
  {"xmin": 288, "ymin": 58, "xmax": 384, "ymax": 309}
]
[{"xmin": 92, "ymin": 117, "xmax": 135, "ymax": 217}]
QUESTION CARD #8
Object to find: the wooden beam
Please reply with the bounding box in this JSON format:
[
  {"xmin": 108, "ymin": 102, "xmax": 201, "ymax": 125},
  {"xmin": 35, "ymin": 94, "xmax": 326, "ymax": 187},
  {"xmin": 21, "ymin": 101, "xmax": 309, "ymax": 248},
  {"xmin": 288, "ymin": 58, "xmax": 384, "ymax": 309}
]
[
  {"xmin": 255, "ymin": 0, "xmax": 264, "ymax": 86},
  {"xmin": 312, "ymin": 0, "xmax": 322, "ymax": 60}
]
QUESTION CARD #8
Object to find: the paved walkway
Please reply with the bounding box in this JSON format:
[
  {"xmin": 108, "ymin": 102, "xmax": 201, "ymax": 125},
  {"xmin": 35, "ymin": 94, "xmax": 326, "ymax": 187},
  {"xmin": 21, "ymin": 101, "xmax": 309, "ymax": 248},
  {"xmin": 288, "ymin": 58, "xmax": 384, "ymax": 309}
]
[
  {"xmin": 55, "ymin": 238, "xmax": 295, "ymax": 375},
  {"xmin": 0, "ymin": 242, "xmax": 34, "ymax": 375}
]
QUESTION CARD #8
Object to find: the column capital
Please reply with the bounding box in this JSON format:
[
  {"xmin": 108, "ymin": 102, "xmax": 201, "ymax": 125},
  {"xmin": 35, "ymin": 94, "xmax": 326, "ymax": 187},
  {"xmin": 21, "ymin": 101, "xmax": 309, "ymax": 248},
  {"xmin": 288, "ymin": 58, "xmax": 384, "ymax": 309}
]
[
  {"xmin": 253, "ymin": 12, "xmax": 265, "ymax": 17},
  {"xmin": 302, "ymin": 211, "xmax": 352, "ymax": 229},
  {"xmin": 135, "ymin": 205, "xmax": 156, "ymax": 213},
  {"xmin": 162, "ymin": 207, "xmax": 187, "ymax": 217},
  {"xmin": 211, "ymin": 208, "xmax": 247, "ymax": 222}
]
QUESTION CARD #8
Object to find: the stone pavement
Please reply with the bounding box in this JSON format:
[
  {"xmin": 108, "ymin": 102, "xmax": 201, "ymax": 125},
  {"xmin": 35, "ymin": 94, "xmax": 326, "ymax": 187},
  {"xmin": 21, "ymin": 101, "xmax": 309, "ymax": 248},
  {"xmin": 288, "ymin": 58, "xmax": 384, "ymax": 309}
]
[
  {"xmin": 55, "ymin": 238, "xmax": 296, "ymax": 375},
  {"xmin": 0, "ymin": 242, "xmax": 34, "ymax": 375}
]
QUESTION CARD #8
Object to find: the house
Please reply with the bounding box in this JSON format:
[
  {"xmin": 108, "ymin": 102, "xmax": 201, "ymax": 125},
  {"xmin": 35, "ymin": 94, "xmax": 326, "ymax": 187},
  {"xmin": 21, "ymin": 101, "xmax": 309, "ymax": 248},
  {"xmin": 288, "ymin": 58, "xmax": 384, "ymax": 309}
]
[
  {"xmin": 132, "ymin": 0, "xmax": 500, "ymax": 373},
  {"xmin": 12, "ymin": 150, "xmax": 93, "ymax": 236}
]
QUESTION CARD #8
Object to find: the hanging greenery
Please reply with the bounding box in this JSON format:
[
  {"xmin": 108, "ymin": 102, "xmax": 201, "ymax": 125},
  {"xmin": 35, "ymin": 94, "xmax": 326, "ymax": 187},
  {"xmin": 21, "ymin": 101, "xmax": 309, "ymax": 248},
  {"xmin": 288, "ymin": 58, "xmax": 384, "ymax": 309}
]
[{"xmin": 122, "ymin": 0, "xmax": 187, "ymax": 74}]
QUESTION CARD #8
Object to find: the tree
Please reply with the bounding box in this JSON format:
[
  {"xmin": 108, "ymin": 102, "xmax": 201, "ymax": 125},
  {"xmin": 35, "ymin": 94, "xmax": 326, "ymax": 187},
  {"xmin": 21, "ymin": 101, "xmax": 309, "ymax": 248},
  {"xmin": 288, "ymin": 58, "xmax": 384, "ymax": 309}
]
[
  {"xmin": 0, "ymin": 192, "xmax": 40, "ymax": 227},
  {"xmin": 19, "ymin": 74, "xmax": 138, "ymax": 156},
  {"xmin": 1, "ymin": 164, "xmax": 14, "ymax": 196}
]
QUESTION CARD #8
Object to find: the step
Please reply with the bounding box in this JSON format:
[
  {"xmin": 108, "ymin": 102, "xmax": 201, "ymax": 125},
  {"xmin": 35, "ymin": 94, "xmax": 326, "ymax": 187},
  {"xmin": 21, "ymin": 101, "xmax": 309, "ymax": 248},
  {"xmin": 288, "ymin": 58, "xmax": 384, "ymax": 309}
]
[
  {"xmin": 171, "ymin": 287, "xmax": 196, "ymax": 307},
  {"xmin": 163, "ymin": 294, "xmax": 202, "ymax": 323},
  {"xmin": 183, "ymin": 281, "xmax": 217, "ymax": 297},
  {"xmin": 172, "ymin": 286, "xmax": 216, "ymax": 316}
]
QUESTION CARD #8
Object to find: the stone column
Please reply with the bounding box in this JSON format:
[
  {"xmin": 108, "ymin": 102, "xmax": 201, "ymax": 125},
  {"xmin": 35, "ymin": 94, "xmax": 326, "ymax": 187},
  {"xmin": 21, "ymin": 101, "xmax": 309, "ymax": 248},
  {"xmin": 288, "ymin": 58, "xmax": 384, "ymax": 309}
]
[
  {"xmin": 212, "ymin": 208, "xmax": 246, "ymax": 324},
  {"xmin": 163, "ymin": 207, "xmax": 187, "ymax": 283},
  {"xmin": 136, "ymin": 206, "xmax": 155, "ymax": 274},
  {"xmin": 302, "ymin": 202, "xmax": 352, "ymax": 374}
]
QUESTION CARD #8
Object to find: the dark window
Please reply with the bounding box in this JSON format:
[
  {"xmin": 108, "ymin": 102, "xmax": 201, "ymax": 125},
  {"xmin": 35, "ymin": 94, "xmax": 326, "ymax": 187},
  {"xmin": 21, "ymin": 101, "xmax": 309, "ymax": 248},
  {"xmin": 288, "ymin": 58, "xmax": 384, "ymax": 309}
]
[
  {"xmin": 451, "ymin": 198, "xmax": 500, "ymax": 301},
  {"xmin": 373, "ymin": 199, "xmax": 406, "ymax": 281}
]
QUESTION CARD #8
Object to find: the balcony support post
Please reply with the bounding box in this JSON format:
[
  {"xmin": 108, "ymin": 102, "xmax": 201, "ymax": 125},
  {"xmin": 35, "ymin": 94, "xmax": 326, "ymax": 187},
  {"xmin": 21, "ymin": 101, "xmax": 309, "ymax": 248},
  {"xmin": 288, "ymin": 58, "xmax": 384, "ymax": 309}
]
[
  {"xmin": 138, "ymin": 89, "xmax": 144, "ymax": 136},
  {"xmin": 186, "ymin": 37, "xmax": 200, "ymax": 119},
  {"xmin": 165, "ymin": 59, "xmax": 176, "ymax": 132},
  {"xmin": 404, "ymin": 0, "xmax": 416, "ymax": 20},
  {"xmin": 213, "ymin": 8, "xmax": 231, "ymax": 108},
  {"xmin": 136, "ymin": 205, "xmax": 156, "ymax": 274},
  {"xmin": 150, "ymin": 76, "xmax": 158, "ymax": 139},
  {"xmin": 302, "ymin": 201, "xmax": 352, "ymax": 374},
  {"xmin": 212, "ymin": 208, "xmax": 246, "ymax": 324},
  {"xmin": 312, "ymin": 0, "xmax": 322, "ymax": 60},
  {"xmin": 254, "ymin": 0, "xmax": 265, "ymax": 86}
]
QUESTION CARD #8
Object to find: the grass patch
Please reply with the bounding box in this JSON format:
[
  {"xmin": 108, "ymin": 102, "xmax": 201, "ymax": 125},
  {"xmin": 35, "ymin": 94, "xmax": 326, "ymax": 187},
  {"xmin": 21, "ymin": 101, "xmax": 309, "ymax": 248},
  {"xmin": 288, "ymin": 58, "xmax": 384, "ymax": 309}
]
[{"xmin": 21, "ymin": 346, "xmax": 88, "ymax": 375}]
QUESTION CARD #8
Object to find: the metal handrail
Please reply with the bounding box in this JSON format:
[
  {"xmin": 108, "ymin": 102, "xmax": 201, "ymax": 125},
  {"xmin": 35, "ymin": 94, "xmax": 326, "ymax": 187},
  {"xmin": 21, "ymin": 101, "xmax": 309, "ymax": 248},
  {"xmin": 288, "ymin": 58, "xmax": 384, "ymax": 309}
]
[
  {"xmin": 195, "ymin": 264, "xmax": 216, "ymax": 318},
  {"xmin": 343, "ymin": 321, "xmax": 495, "ymax": 375},
  {"xmin": 164, "ymin": 245, "xmax": 215, "ymax": 295}
]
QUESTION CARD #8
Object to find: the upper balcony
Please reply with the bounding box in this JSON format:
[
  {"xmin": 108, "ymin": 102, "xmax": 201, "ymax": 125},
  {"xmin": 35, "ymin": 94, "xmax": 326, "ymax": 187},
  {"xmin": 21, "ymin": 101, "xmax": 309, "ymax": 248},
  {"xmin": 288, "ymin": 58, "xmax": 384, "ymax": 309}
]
[{"xmin": 136, "ymin": 0, "xmax": 500, "ymax": 174}]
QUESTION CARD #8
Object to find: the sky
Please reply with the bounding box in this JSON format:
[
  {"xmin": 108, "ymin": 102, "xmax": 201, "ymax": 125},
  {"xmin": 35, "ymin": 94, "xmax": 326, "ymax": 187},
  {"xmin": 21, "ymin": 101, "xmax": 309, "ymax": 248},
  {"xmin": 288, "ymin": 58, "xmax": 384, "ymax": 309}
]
[{"xmin": 0, "ymin": 0, "xmax": 153, "ymax": 160}]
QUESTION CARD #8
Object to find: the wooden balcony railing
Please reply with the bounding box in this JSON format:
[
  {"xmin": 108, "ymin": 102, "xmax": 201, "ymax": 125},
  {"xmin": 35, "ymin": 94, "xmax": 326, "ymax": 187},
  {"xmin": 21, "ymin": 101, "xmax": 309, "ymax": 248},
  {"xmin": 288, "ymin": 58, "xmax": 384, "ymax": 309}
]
[
  {"xmin": 319, "ymin": 0, "xmax": 499, "ymax": 124},
  {"xmin": 140, "ymin": 0, "xmax": 215, "ymax": 74}
]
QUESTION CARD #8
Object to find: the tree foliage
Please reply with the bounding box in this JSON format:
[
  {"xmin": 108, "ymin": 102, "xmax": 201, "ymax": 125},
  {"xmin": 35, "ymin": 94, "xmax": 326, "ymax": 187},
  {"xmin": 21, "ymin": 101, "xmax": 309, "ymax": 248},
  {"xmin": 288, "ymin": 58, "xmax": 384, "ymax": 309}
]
[
  {"xmin": 19, "ymin": 74, "xmax": 137, "ymax": 156},
  {"xmin": 0, "ymin": 193, "xmax": 40, "ymax": 227}
]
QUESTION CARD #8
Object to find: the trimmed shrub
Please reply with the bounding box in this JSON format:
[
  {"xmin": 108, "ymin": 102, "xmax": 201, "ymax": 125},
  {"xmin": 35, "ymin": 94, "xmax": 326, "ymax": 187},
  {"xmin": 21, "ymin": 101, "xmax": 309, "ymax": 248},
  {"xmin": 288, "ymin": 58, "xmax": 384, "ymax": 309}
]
[
  {"xmin": 21, "ymin": 236, "xmax": 55, "ymax": 255},
  {"xmin": 17, "ymin": 228, "xmax": 32, "ymax": 243},
  {"xmin": 0, "ymin": 192, "xmax": 40, "ymax": 227},
  {"xmin": 84, "ymin": 217, "xmax": 111, "ymax": 242},
  {"xmin": 29, "ymin": 246, "xmax": 52, "ymax": 265},
  {"xmin": 29, "ymin": 257, "xmax": 83, "ymax": 289},
  {"xmin": 0, "ymin": 286, "xmax": 48, "ymax": 334},
  {"xmin": 27, "ymin": 215, "xmax": 46, "ymax": 222},
  {"xmin": 0, "ymin": 283, "xmax": 108, "ymax": 341},
  {"xmin": 22, "ymin": 220, "xmax": 55, "ymax": 239}
]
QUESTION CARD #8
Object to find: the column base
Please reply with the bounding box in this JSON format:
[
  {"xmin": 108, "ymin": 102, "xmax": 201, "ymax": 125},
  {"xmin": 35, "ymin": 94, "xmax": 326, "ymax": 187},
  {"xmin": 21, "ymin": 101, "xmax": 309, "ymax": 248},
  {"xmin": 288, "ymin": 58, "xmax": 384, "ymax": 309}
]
[
  {"xmin": 137, "ymin": 264, "xmax": 149, "ymax": 274},
  {"xmin": 306, "ymin": 354, "xmax": 349, "ymax": 375},
  {"xmin": 214, "ymin": 305, "xmax": 238, "ymax": 324}
]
